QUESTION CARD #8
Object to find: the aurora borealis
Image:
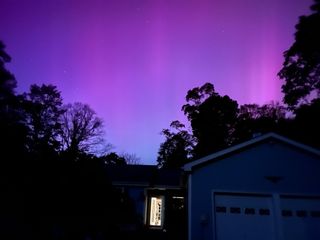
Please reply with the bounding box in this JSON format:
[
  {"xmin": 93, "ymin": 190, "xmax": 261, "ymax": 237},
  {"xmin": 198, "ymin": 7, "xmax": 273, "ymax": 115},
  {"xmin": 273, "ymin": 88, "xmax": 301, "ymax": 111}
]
[{"xmin": 1, "ymin": 0, "xmax": 312, "ymax": 164}]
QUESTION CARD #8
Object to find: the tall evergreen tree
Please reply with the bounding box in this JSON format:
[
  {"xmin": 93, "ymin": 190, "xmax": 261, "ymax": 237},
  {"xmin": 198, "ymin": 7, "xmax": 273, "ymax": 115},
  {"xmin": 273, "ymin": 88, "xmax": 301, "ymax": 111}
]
[
  {"xmin": 24, "ymin": 84, "xmax": 64, "ymax": 155},
  {"xmin": 0, "ymin": 41, "xmax": 26, "ymax": 160},
  {"xmin": 0, "ymin": 41, "xmax": 16, "ymax": 99}
]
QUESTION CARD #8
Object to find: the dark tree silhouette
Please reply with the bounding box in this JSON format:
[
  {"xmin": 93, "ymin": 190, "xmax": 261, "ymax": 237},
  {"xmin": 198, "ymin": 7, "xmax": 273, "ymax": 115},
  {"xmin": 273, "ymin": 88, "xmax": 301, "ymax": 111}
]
[
  {"xmin": 292, "ymin": 98, "xmax": 320, "ymax": 149},
  {"xmin": 60, "ymin": 102, "xmax": 105, "ymax": 158},
  {"xmin": 24, "ymin": 84, "xmax": 64, "ymax": 155},
  {"xmin": 120, "ymin": 152, "xmax": 141, "ymax": 165},
  {"xmin": 20, "ymin": 85, "xmax": 65, "ymax": 240},
  {"xmin": 0, "ymin": 40, "xmax": 135, "ymax": 239},
  {"xmin": 158, "ymin": 83, "xmax": 294, "ymax": 167},
  {"xmin": 0, "ymin": 41, "xmax": 28, "ymax": 239},
  {"xmin": 56, "ymin": 157, "xmax": 118, "ymax": 239},
  {"xmin": 0, "ymin": 40, "xmax": 27, "ymax": 162},
  {"xmin": 100, "ymin": 152, "xmax": 127, "ymax": 165},
  {"xmin": 0, "ymin": 41, "xmax": 16, "ymax": 99},
  {"xmin": 234, "ymin": 102, "xmax": 288, "ymax": 143},
  {"xmin": 278, "ymin": 0, "xmax": 320, "ymax": 108},
  {"xmin": 182, "ymin": 82, "xmax": 238, "ymax": 158},
  {"xmin": 157, "ymin": 120, "xmax": 195, "ymax": 169}
]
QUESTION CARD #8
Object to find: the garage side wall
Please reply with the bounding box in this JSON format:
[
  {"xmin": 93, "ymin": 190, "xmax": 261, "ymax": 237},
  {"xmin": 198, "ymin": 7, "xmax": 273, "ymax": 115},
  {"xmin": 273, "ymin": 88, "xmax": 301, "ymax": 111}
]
[{"xmin": 189, "ymin": 141, "xmax": 320, "ymax": 240}]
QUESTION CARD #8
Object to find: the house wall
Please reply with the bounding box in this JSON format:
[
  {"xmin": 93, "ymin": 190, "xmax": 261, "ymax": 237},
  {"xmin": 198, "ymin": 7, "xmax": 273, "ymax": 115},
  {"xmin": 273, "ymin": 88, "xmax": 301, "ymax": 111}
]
[
  {"xmin": 126, "ymin": 187, "xmax": 146, "ymax": 224},
  {"xmin": 188, "ymin": 141, "xmax": 320, "ymax": 240}
]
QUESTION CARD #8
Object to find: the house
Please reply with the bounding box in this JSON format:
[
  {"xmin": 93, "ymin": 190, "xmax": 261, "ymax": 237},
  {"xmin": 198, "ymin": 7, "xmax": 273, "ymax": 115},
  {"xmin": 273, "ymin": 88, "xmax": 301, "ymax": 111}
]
[
  {"xmin": 183, "ymin": 133, "xmax": 320, "ymax": 240},
  {"xmin": 105, "ymin": 164, "xmax": 186, "ymax": 233}
]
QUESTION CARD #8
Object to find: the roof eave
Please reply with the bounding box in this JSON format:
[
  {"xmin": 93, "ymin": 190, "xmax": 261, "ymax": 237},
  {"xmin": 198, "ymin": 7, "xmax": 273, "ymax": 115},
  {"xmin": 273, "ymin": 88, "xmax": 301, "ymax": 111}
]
[{"xmin": 183, "ymin": 132, "xmax": 320, "ymax": 171}]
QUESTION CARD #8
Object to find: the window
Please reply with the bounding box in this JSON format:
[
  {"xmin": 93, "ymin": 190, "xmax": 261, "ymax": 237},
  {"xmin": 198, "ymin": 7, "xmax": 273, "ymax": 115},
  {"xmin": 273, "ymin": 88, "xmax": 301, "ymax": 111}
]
[
  {"xmin": 282, "ymin": 210, "xmax": 293, "ymax": 217},
  {"xmin": 244, "ymin": 208, "xmax": 255, "ymax": 215},
  {"xmin": 216, "ymin": 206, "xmax": 227, "ymax": 213},
  {"xmin": 296, "ymin": 210, "xmax": 307, "ymax": 217},
  {"xmin": 230, "ymin": 207, "xmax": 241, "ymax": 214},
  {"xmin": 172, "ymin": 196, "xmax": 185, "ymax": 210},
  {"xmin": 310, "ymin": 211, "xmax": 320, "ymax": 218},
  {"xmin": 259, "ymin": 208, "xmax": 270, "ymax": 216},
  {"xmin": 149, "ymin": 196, "xmax": 164, "ymax": 227}
]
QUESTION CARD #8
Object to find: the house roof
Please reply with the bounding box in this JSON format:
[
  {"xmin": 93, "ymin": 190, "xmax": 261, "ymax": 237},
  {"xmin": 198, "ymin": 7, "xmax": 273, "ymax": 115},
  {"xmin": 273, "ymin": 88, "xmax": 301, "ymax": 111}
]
[
  {"xmin": 105, "ymin": 164, "xmax": 183, "ymax": 188},
  {"xmin": 183, "ymin": 132, "xmax": 320, "ymax": 172}
]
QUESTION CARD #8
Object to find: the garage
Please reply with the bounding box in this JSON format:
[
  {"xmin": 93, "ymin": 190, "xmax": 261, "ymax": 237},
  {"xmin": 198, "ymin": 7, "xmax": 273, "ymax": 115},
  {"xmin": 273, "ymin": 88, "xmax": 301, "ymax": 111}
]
[
  {"xmin": 213, "ymin": 193, "xmax": 320, "ymax": 240},
  {"xmin": 183, "ymin": 133, "xmax": 320, "ymax": 240},
  {"xmin": 280, "ymin": 196, "xmax": 320, "ymax": 240},
  {"xmin": 214, "ymin": 193, "xmax": 275, "ymax": 240}
]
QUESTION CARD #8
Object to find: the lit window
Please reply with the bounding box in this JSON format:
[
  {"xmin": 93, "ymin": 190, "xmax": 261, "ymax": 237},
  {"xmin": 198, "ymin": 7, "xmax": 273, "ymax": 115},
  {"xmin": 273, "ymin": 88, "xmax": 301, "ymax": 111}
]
[{"xmin": 149, "ymin": 196, "xmax": 164, "ymax": 227}]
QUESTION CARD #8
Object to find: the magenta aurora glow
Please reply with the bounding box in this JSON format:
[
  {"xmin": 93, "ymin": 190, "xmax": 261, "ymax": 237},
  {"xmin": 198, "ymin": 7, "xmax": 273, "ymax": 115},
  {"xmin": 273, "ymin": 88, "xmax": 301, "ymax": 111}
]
[{"xmin": 1, "ymin": 0, "xmax": 313, "ymax": 164}]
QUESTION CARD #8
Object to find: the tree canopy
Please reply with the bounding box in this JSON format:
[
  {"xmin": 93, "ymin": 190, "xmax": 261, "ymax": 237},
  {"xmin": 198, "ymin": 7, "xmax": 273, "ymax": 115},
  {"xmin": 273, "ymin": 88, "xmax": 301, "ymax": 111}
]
[
  {"xmin": 0, "ymin": 41, "xmax": 16, "ymax": 99},
  {"xmin": 0, "ymin": 39, "xmax": 139, "ymax": 239},
  {"xmin": 278, "ymin": 0, "xmax": 320, "ymax": 108},
  {"xmin": 233, "ymin": 102, "xmax": 288, "ymax": 144},
  {"xmin": 157, "ymin": 83, "xmax": 289, "ymax": 168},
  {"xmin": 157, "ymin": 120, "xmax": 195, "ymax": 169},
  {"xmin": 0, "ymin": 41, "xmax": 27, "ymax": 163},
  {"xmin": 24, "ymin": 84, "xmax": 64, "ymax": 154},
  {"xmin": 60, "ymin": 102, "xmax": 105, "ymax": 159},
  {"xmin": 182, "ymin": 83, "xmax": 239, "ymax": 158}
]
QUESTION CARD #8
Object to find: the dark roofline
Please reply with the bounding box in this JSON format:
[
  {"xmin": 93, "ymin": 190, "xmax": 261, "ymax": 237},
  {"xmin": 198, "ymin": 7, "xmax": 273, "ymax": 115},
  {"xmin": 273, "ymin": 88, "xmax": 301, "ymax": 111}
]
[{"xmin": 105, "ymin": 164, "xmax": 183, "ymax": 188}]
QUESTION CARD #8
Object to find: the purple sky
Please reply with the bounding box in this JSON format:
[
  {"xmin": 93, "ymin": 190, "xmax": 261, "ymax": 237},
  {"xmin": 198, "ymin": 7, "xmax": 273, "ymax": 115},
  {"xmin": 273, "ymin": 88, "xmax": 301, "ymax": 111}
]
[{"xmin": 1, "ymin": 0, "xmax": 312, "ymax": 164}]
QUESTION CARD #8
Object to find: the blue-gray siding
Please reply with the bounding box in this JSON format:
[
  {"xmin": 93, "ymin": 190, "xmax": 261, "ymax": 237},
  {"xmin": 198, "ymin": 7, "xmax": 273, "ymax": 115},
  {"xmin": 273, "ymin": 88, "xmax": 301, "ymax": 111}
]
[{"xmin": 189, "ymin": 141, "xmax": 320, "ymax": 240}]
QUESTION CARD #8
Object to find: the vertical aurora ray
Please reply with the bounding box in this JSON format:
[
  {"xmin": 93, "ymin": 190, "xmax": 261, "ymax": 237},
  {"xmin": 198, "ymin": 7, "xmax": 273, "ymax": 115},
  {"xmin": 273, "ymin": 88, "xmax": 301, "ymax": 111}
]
[{"xmin": 247, "ymin": 14, "xmax": 282, "ymax": 104}]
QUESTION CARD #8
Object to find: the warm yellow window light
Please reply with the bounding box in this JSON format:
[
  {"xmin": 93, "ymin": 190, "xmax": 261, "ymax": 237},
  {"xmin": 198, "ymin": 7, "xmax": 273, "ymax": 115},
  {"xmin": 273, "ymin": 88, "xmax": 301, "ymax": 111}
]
[{"xmin": 149, "ymin": 196, "xmax": 163, "ymax": 226}]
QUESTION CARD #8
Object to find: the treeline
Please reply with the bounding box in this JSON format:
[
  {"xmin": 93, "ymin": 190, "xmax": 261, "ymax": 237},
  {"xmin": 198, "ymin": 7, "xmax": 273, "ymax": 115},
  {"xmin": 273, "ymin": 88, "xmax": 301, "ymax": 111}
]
[
  {"xmin": 157, "ymin": 82, "xmax": 320, "ymax": 169},
  {"xmin": 0, "ymin": 41, "xmax": 138, "ymax": 239},
  {"xmin": 157, "ymin": 0, "xmax": 320, "ymax": 169}
]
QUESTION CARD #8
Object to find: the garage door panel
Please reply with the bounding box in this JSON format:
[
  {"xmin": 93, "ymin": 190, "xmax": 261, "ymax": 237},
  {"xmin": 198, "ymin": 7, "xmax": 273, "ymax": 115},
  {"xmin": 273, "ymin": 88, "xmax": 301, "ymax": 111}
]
[
  {"xmin": 213, "ymin": 193, "xmax": 320, "ymax": 240},
  {"xmin": 280, "ymin": 197, "xmax": 320, "ymax": 240},
  {"xmin": 214, "ymin": 194, "xmax": 275, "ymax": 240}
]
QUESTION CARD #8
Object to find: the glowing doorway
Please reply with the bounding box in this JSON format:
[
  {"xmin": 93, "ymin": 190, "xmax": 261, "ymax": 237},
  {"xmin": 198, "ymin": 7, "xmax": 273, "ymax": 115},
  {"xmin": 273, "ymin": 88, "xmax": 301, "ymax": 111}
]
[{"xmin": 149, "ymin": 196, "xmax": 164, "ymax": 227}]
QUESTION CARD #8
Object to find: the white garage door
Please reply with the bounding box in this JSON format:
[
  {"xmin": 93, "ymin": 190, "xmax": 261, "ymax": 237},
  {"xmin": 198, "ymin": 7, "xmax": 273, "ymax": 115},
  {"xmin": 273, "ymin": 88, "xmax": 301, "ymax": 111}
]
[
  {"xmin": 280, "ymin": 196, "xmax": 320, "ymax": 240},
  {"xmin": 214, "ymin": 193, "xmax": 275, "ymax": 240},
  {"xmin": 213, "ymin": 193, "xmax": 320, "ymax": 240}
]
